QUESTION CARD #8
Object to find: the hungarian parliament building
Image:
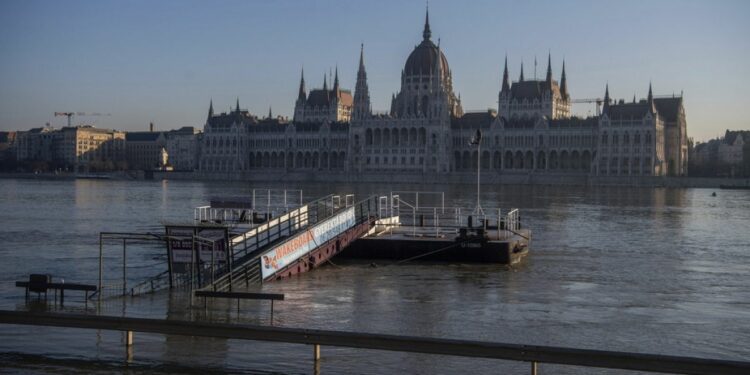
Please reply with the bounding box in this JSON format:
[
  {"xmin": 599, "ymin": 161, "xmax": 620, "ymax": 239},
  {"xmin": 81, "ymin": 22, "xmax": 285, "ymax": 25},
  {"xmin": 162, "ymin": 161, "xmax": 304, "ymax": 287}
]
[{"xmin": 198, "ymin": 10, "xmax": 688, "ymax": 178}]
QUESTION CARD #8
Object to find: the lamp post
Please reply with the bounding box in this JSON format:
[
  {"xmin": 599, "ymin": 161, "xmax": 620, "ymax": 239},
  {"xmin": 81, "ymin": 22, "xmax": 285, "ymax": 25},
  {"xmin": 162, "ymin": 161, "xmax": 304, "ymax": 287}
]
[{"xmin": 470, "ymin": 128, "xmax": 484, "ymax": 215}]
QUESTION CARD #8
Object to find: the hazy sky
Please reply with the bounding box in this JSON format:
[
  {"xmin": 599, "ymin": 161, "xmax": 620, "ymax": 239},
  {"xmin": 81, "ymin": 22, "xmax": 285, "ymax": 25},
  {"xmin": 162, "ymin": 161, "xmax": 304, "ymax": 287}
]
[{"xmin": 1, "ymin": 0, "xmax": 748, "ymax": 141}]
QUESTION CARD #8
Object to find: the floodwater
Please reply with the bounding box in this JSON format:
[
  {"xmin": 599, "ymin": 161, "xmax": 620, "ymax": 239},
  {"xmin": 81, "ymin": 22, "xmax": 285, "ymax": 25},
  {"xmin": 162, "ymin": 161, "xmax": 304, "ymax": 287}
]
[{"xmin": 0, "ymin": 178, "xmax": 749, "ymax": 374}]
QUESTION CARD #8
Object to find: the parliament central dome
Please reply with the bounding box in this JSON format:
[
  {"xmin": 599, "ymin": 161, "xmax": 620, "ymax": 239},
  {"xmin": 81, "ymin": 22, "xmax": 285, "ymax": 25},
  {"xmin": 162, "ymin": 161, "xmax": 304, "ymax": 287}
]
[
  {"xmin": 404, "ymin": 38, "xmax": 449, "ymax": 76},
  {"xmin": 403, "ymin": 9, "xmax": 449, "ymax": 77}
]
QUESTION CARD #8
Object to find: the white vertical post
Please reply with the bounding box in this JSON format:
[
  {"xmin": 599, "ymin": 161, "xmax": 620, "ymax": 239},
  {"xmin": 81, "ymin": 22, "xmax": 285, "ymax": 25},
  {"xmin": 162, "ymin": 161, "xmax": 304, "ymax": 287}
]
[{"xmin": 313, "ymin": 344, "xmax": 321, "ymax": 361}]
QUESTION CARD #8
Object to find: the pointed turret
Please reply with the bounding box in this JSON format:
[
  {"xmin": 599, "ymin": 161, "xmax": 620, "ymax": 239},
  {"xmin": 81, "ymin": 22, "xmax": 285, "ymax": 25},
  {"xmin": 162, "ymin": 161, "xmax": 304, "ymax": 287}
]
[
  {"xmin": 545, "ymin": 52, "xmax": 552, "ymax": 83},
  {"xmin": 297, "ymin": 68, "xmax": 306, "ymax": 101},
  {"xmin": 235, "ymin": 98, "xmax": 240, "ymax": 113},
  {"xmin": 647, "ymin": 81, "xmax": 655, "ymax": 114},
  {"xmin": 323, "ymin": 73, "xmax": 328, "ymax": 91},
  {"xmin": 501, "ymin": 56, "xmax": 510, "ymax": 93},
  {"xmin": 268, "ymin": 106, "xmax": 273, "ymax": 119},
  {"xmin": 519, "ymin": 62, "xmax": 524, "ymax": 82},
  {"xmin": 333, "ymin": 66, "xmax": 340, "ymax": 94},
  {"xmin": 603, "ymin": 83, "xmax": 611, "ymax": 115},
  {"xmin": 353, "ymin": 44, "xmax": 371, "ymax": 120},
  {"xmin": 207, "ymin": 99, "xmax": 214, "ymax": 121},
  {"xmin": 423, "ymin": 4, "xmax": 431, "ymax": 41},
  {"xmin": 560, "ymin": 60, "xmax": 568, "ymax": 99}
]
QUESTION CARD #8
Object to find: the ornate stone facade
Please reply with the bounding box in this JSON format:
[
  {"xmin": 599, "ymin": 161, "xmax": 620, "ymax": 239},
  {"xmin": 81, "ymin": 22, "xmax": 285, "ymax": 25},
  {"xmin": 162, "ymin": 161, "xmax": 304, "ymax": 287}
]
[{"xmin": 197, "ymin": 8, "xmax": 688, "ymax": 178}]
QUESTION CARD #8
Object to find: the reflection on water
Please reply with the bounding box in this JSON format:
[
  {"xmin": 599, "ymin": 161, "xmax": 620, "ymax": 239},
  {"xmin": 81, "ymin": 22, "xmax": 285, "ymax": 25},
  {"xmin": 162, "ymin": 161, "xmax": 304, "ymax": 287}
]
[{"xmin": 0, "ymin": 178, "xmax": 749, "ymax": 374}]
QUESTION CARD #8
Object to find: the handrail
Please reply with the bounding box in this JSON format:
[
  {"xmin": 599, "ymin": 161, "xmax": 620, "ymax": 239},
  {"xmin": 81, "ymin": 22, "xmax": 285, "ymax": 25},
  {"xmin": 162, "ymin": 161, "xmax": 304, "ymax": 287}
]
[{"xmin": 0, "ymin": 310, "xmax": 747, "ymax": 375}]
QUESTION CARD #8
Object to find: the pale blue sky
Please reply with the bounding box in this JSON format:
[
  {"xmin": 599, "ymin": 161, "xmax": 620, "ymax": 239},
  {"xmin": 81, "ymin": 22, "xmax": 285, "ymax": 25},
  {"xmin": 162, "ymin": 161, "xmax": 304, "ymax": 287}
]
[{"xmin": 1, "ymin": 0, "xmax": 748, "ymax": 141}]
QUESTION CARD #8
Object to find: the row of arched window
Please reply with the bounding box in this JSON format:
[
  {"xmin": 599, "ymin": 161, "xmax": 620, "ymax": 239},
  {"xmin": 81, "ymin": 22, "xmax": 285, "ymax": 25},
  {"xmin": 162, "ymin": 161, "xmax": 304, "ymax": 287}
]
[
  {"xmin": 247, "ymin": 151, "xmax": 346, "ymax": 170},
  {"xmin": 364, "ymin": 127, "xmax": 432, "ymax": 147},
  {"xmin": 454, "ymin": 150, "xmax": 593, "ymax": 172},
  {"xmin": 601, "ymin": 131, "xmax": 652, "ymax": 145}
]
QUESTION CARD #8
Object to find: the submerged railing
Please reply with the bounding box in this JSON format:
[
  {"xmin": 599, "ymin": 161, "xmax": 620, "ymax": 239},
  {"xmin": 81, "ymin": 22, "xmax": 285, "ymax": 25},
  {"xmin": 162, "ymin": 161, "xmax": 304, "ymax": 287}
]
[{"xmin": 0, "ymin": 310, "xmax": 747, "ymax": 375}]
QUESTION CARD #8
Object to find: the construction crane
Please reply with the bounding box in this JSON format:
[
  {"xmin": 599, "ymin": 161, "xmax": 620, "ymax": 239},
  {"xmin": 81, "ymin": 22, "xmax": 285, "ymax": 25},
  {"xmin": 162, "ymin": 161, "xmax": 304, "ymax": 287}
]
[
  {"xmin": 570, "ymin": 98, "xmax": 603, "ymax": 116},
  {"xmin": 54, "ymin": 112, "xmax": 111, "ymax": 127}
]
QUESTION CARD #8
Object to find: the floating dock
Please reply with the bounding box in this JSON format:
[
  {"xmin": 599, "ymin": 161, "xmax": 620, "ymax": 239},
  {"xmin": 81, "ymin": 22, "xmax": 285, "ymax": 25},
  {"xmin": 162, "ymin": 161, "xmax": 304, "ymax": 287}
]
[{"xmin": 118, "ymin": 190, "xmax": 530, "ymax": 295}]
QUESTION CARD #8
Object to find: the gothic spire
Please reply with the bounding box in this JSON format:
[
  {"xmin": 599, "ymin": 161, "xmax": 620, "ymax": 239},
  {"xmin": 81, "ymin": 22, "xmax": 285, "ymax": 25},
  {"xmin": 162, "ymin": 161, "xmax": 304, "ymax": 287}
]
[
  {"xmin": 603, "ymin": 83, "xmax": 610, "ymax": 114},
  {"xmin": 235, "ymin": 98, "xmax": 240, "ymax": 113},
  {"xmin": 502, "ymin": 55, "xmax": 510, "ymax": 92},
  {"xmin": 560, "ymin": 60, "xmax": 568, "ymax": 98},
  {"xmin": 298, "ymin": 68, "xmax": 306, "ymax": 101},
  {"xmin": 333, "ymin": 65, "xmax": 340, "ymax": 93},
  {"xmin": 208, "ymin": 99, "xmax": 213, "ymax": 120},
  {"xmin": 519, "ymin": 61, "xmax": 524, "ymax": 82},
  {"xmin": 353, "ymin": 44, "xmax": 371, "ymax": 120},
  {"xmin": 647, "ymin": 81, "xmax": 655, "ymax": 113},
  {"xmin": 323, "ymin": 73, "xmax": 328, "ymax": 91},
  {"xmin": 268, "ymin": 106, "xmax": 273, "ymax": 119},
  {"xmin": 423, "ymin": 4, "xmax": 431, "ymax": 40},
  {"xmin": 545, "ymin": 52, "xmax": 552, "ymax": 83},
  {"xmin": 358, "ymin": 43, "xmax": 366, "ymax": 73}
]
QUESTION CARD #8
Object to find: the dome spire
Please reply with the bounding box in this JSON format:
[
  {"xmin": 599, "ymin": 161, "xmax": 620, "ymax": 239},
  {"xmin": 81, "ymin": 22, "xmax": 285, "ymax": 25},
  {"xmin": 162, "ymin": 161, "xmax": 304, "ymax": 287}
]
[{"xmin": 423, "ymin": 3, "xmax": 431, "ymax": 40}]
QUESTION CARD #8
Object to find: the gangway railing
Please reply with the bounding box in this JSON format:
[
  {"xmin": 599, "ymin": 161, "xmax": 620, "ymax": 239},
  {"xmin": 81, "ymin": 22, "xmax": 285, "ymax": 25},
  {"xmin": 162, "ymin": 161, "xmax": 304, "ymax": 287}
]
[
  {"xmin": 202, "ymin": 194, "xmax": 375, "ymax": 291},
  {"xmin": 194, "ymin": 189, "xmax": 303, "ymax": 227}
]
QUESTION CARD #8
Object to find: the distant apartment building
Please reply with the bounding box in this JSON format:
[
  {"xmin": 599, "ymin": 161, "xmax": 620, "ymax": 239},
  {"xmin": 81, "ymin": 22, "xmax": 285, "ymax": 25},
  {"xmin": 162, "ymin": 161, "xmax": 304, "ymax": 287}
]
[
  {"xmin": 125, "ymin": 124, "xmax": 167, "ymax": 170},
  {"xmin": 718, "ymin": 131, "xmax": 745, "ymax": 166},
  {"xmin": 0, "ymin": 131, "xmax": 17, "ymax": 161},
  {"xmin": 164, "ymin": 126, "xmax": 201, "ymax": 171},
  {"xmin": 690, "ymin": 130, "xmax": 749, "ymax": 177},
  {"xmin": 15, "ymin": 125, "xmax": 125, "ymax": 172}
]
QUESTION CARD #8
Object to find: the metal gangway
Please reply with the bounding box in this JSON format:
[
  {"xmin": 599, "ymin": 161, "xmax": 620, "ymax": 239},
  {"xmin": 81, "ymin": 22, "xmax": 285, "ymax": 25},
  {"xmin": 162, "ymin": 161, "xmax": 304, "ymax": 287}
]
[{"xmin": 203, "ymin": 195, "xmax": 379, "ymax": 292}]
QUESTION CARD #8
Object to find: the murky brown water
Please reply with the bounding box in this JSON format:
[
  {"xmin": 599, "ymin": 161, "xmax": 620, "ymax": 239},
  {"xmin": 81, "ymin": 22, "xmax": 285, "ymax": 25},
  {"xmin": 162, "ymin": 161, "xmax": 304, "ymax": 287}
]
[{"xmin": 1, "ymin": 178, "xmax": 749, "ymax": 374}]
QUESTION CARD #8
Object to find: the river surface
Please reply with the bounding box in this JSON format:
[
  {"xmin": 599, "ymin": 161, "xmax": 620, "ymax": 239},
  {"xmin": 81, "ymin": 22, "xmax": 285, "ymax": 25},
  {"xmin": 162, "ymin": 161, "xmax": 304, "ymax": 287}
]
[{"xmin": 0, "ymin": 178, "xmax": 749, "ymax": 374}]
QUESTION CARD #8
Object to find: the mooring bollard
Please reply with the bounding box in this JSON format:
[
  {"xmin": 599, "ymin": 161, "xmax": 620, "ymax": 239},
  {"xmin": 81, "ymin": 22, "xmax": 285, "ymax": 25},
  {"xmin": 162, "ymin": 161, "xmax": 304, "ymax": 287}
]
[{"xmin": 531, "ymin": 361, "xmax": 537, "ymax": 375}]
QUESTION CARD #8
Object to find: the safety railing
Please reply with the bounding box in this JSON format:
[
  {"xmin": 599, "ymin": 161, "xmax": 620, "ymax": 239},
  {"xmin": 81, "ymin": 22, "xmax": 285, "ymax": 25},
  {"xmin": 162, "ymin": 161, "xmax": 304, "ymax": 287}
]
[
  {"xmin": 203, "ymin": 194, "xmax": 373, "ymax": 291},
  {"xmin": 364, "ymin": 190, "xmax": 530, "ymax": 240},
  {"xmin": 0, "ymin": 310, "xmax": 747, "ymax": 375}
]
